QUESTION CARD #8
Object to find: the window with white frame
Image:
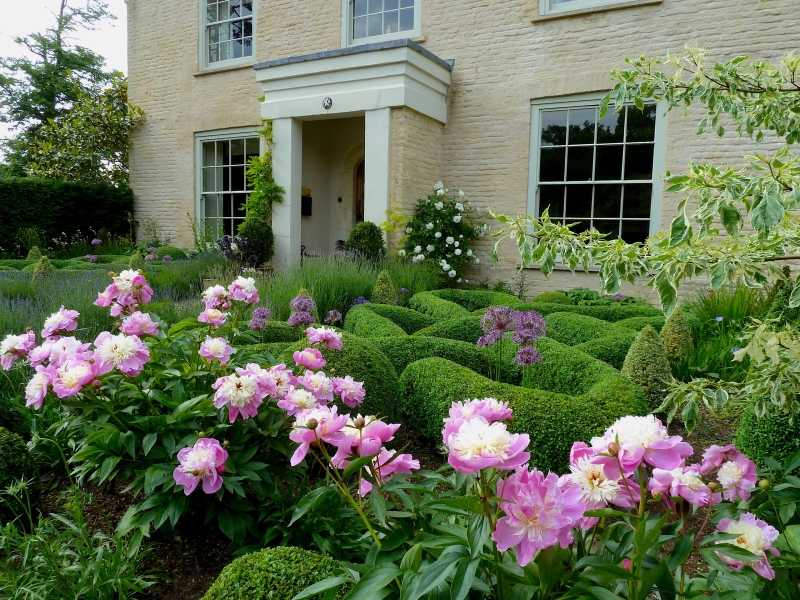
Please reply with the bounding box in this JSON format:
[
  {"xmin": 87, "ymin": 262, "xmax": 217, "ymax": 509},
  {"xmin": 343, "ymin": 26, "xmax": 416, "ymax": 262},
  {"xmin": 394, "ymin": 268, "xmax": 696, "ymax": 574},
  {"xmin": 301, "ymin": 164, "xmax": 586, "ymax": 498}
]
[
  {"xmin": 204, "ymin": 0, "xmax": 253, "ymax": 66},
  {"xmin": 344, "ymin": 0, "xmax": 420, "ymax": 45},
  {"xmin": 540, "ymin": 0, "xmax": 639, "ymax": 16},
  {"xmin": 199, "ymin": 134, "xmax": 260, "ymax": 238},
  {"xmin": 528, "ymin": 97, "xmax": 666, "ymax": 244}
]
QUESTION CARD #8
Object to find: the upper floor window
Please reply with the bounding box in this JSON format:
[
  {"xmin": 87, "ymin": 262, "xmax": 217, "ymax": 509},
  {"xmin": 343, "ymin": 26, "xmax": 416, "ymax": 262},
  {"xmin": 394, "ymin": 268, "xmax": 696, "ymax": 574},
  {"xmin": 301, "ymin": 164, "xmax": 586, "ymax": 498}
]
[
  {"xmin": 528, "ymin": 96, "xmax": 667, "ymax": 244},
  {"xmin": 343, "ymin": 0, "xmax": 420, "ymax": 46},
  {"xmin": 205, "ymin": 0, "xmax": 253, "ymax": 66},
  {"xmin": 540, "ymin": 0, "xmax": 637, "ymax": 16}
]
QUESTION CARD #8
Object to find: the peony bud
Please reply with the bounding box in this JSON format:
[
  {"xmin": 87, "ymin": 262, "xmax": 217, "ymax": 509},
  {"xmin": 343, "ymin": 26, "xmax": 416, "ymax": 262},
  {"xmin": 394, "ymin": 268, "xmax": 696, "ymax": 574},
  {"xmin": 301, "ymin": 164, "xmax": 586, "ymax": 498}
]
[
  {"xmin": 708, "ymin": 481, "xmax": 720, "ymax": 492},
  {"xmin": 607, "ymin": 442, "xmax": 620, "ymax": 456},
  {"xmin": 92, "ymin": 379, "xmax": 101, "ymax": 387},
  {"xmin": 198, "ymin": 431, "xmax": 207, "ymax": 438},
  {"xmin": 329, "ymin": 368, "xmax": 337, "ymax": 375},
  {"xmin": 216, "ymin": 464, "xmax": 227, "ymax": 475},
  {"xmin": 223, "ymin": 440, "xmax": 230, "ymax": 448},
  {"xmin": 651, "ymin": 491, "xmax": 662, "ymax": 502},
  {"xmin": 305, "ymin": 418, "xmax": 319, "ymax": 430},
  {"xmin": 759, "ymin": 479, "xmax": 771, "ymax": 491},
  {"xmin": 354, "ymin": 416, "xmax": 366, "ymax": 429}
]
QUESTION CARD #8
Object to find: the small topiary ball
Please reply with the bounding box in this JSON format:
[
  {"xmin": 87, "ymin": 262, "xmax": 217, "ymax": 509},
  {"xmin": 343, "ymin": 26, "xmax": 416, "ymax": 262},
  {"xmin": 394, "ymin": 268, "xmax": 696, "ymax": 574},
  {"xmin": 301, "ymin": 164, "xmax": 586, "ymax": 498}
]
[
  {"xmin": 202, "ymin": 546, "xmax": 349, "ymax": 600},
  {"xmin": 26, "ymin": 246, "xmax": 42, "ymax": 261},
  {"xmin": 533, "ymin": 291, "xmax": 572, "ymax": 304},
  {"xmin": 621, "ymin": 325, "xmax": 672, "ymax": 409},
  {"xmin": 129, "ymin": 251, "xmax": 147, "ymax": 271},
  {"xmin": 735, "ymin": 404, "xmax": 800, "ymax": 467},
  {"xmin": 345, "ymin": 221, "xmax": 386, "ymax": 262},
  {"xmin": 31, "ymin": 256, "xmax": 55, "ymax": 282},
  {"xmin": 238, "ymin": 218, "xmax": 274, "ymax": 266},
  {"xmin": 370, "ymin": 270, "xmax": 398, "ymax": 305},
  {"xmin": 0, "ymin": 427, "xmax": 41, "ymax": 526},
  {"xmin": 660, "ymin": 308, "xmax": 693, "ymax": 362}
]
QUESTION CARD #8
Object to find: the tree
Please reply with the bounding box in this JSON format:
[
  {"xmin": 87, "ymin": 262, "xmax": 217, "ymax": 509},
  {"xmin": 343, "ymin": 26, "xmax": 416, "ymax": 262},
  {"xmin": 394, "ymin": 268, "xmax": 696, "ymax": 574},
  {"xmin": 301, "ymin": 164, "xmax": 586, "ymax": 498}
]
[
  {"xmin": 0, "ymin": 0, "xmax": 117, "ymax": 173},
  {"xmin": 26, "ymin": 77, "xmax": 143, "ymax": 185}
]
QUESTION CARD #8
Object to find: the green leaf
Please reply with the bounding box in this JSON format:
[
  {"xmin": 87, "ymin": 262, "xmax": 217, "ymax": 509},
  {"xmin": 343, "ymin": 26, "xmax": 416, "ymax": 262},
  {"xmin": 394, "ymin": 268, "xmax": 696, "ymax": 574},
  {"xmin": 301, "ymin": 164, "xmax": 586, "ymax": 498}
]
[
  {"xmin": 401, "ymin": 543, "xmax": 423, "ymax": 572},
  {"xmin": 669, "ymin": 214, "xmax": 689, "ymax": 247},
  {"xmin": 789, "ymin": 276, "xmax": 800, "ymax": 309},
  {"xmin": 142, "ymin": 432, "xmax": 158, "ymax": 456},
  {"xmin": 666, "ymin": 533, "xmax": 695, "ymax": 571},
  {"xmin": 344, "ymin": 564, "xmax": 400, "ymax": 600},
  {"xmin": 450, "ymin": 559, "xmax": 479, "ymax": 600},
  {"xmin": 342, "ymin": 454, "xmax": 376, "ymax": 480},
  {"xmin": 467, "ymin": 513, "xmax": 490, "ymax": 559},
  {"xmin": 718, "ymin": 203, "xmax": 742, "ymax": 236},
  {"xmin": 750, "ymin": 188, "xmax": 784, "ymax": 236},
  {"xmin": 292, "ymin": 577, "xmax": 349, "ymax": 600},
  {"xmin": 714, "ymin": 543, "xmax": 758, "ymax": 561},
  {"xmin": 410, "ymin": 546, "xmax": 467, "ymax": 600},
  {"xmin": 97, "ymin": 456, "xmax": 121, "ymax": 483},
  {"xmin": 290, "ymin": 486, "xmax": 335, "ymax": 526}
]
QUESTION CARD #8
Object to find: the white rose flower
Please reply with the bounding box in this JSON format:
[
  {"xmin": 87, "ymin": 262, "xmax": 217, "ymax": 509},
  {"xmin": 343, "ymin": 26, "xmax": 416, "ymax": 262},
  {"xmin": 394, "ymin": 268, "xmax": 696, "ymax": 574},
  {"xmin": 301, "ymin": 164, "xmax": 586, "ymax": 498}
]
[
  {"xmin": 398, "ymin": 249, "xmax": 406, "ymax": 257},
  {"xmin": 414, "ymin": 245, "xmax": 422, "ymax": 254},
  {"xmin": 466, "ymin": 249, "xmax": 473, "ymax": 257},
  {"xmin": 440, "ymin": 259, "xmax": 447, "ymax": 266},
  {"xmin": 456, "ymin": 278, "xmax": 462, "ymax": 283},
  {"xmin": 455, "ymin": 249, "xmax": 462, "ymax": 255},
  {"xmin": 459, "ymin": 235, "xmax": 463, "ymax": 238},
  {"xmin": 454, "ymin": 241, "xmax": 460, "ymax": 247},
  {"xmin": 458, "ymin": 191, "xmax": 465, "ymax": 198},
  {"xmin": 446, "ymin": 236, "xmax": 454, "ymax": 245},
  {"xmin": 448, "ymin": 270, "xmax": 457, "ymax": 278},
  {"xmin": 465, "ymin": 279, "xmax": 469, "ymax": 283},
  {"xmin": 455, "ymin": 202, "xmax": 464, "ymax": 211},
  {"xmin": 436, "ymin": 189, "xmax": 445, "ymax": 196},
  {"xmin": 442, "ymin": 264, "xmax": 450, "ymax": 272},
  {"xmin": 453, "ymin": 215, "xmax": 462, "ymax": 223},
  {"xmin": 426, "ymin": 245, "xmax": 435, "ymax": 252},
  {"xmin": 433, "ymin": 181, "xmax": 444, "ymax": 191},
  {"xmin": 435, "ymin": 232, "xmax": 442, "ymax": 239},
  {"xmin": 426, "ymin": 222, "xmax": 434, "ymax": 230},
  {"xmin": 474, "ymin": 257, "xmax": 481, "ymax": 264},
  {"xmin": 412, "ymin": 254, "xmax": 425, "ymax": 263},
  {"xmin": 405, "ymin": 226, "xmax": 413, "ymax": 234},
  {"xmin": 434, "ymin": 201, "xmax": 444, "ymax": 210}
]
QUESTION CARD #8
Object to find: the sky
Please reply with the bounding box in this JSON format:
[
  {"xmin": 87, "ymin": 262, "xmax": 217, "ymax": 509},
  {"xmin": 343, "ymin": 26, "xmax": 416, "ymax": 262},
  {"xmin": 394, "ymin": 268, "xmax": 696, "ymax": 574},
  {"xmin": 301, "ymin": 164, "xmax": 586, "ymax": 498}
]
[{"xmin": 0, "ymin": 0, "xmax": 128, "ymax": 152}]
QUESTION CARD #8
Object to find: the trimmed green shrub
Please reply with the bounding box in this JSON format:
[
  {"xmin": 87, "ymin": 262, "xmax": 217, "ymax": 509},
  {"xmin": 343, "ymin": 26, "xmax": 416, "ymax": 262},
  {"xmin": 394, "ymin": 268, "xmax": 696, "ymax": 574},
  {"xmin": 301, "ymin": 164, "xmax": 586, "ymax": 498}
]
[
  {"xmin": 0, "ymin": 427, "xmax": 41, "ymax": 525},
  {"xmin": 361, "ymin": 304, "xmax": 435, "ymax": 334},
  {"xmin": 735, "ymin": 404, "xmax": 800, "ymax": 467},
  {"xmin": 238, "ymin": 342, "xmax": 295, "ymax": 359},
  {"xmin": 621, "ymin": 325, "xmax": 672, "ymax": 408},
  {"xmin": 0, "ymin": 178, "xmax": 134, "ymax": 258},
  {"xmin": 764, "ymin": 279, "xmax": 800, "ymax": 328},
  {"xmin": 0, "ymin": 260, "xmax": 32, "ymax": 269},
  {"xmin": 574, "ymin": 332, "xmax": 637, "ymax": 370},
  {"xmin": 278, "ymin": 332, "xmax": 401, "ymax": 419},
  {"xmin": 31, "ymin": 256, "xmax": 55, "ymax": 282},
  {"xmin": 409, "ymin": 291, "xmax": 470, "ymax": 321},
  {"xmin": 154, "ymin": 246, "xmax": 188, "ymax": 260},
  {"xmin": 543, "ymin": 312, "xmax": 630, "ymax": 345},
  {"xmin": 660, "ymin": 308, "xmax": 694, "ymax": 361},
  {"xmin": 533, "ymin": 291, "xmax": 572, "ymax": 304},
  {"xmin": 413, "ymin": 315, "xmax": 484, "ymax": 344},
  {"xmin": 428, "ymin": 289, "xmax": 524, "ymax": 311},
  {"xmin": 129, "ymin": 251, "xmax": 146, "ymax": 271},
  {"xmin": 238, "ymin": 217, "xmax": 274, "ymax": 266},
  {"xmin": 345, "ymin": 221, "xmax": 385, "ymax": 261},
  {"xmin": 344, "ymin": 305, "xmax": 407, "ymax": 338},
  {"xmin": 203, "ymin": 546, "xmax": 348, "ymax": 600},
  {"xmin": 26, "ymin": 246, "xmax": 42, "ymax": 261},
  {"xmin": 518, "ymin": 301, "xmax": 661, "ymax": 322},
  {"xmin": 261, "ymin": 321, "xmax": 303, "ymax": 343},
  {"xmin": 370, "ymin": 270, "xmax": 398, "ymax": 305},
  {"xmin": 400, "ymin": 351, "xmax": 646, "ymax": 473},
  {"xmin": 616, "ymin": 316, "xmax": 666, "ymax": 332},
  {"xmin": 0, "ymin": 266, "xmax": 16, "ymax": 271}
]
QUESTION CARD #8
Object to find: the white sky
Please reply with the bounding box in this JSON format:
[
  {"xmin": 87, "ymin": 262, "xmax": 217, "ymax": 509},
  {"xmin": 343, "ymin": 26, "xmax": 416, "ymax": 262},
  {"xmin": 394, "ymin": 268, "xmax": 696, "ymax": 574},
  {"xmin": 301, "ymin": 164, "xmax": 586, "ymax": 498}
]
[{"xmin": 0, "ymin": 0, "xmax": 128, "ymax": 154}]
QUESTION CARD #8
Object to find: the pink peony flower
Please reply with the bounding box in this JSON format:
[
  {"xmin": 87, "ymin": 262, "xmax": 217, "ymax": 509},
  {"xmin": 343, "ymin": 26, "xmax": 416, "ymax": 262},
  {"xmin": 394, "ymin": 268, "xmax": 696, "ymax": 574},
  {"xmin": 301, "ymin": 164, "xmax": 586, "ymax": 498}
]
[
  {"xmin": 94, "ymin": 271, "xmax": 153, "ymax": 316},
  {"xmin": 332, "ymin": 375, "xmax": 365, "ymax": 408},
  {"xmin": 289, "ymin": 406, "xmax": 349, "ymax": 466},
  {"xmin": 305, "ymin": 326, "xmax": 344, "ymax": 350},
  {"xmin": 250, "ymin": 363, "xmax": 294, "ymax": 399},
  {"xmin": 173, "ymin": 438, "xmax": 228, "ymax": 495},
  {"xmin": 25, "ymin": 365, "xmax": 54, "ymax": 409},
  {"xmin": 716, "ymin": 513, "xmax": 779, "ymax": 579},
  {"xmin": 199, "ymin": 336, "xmax": 234, "ymax": 365},
  {"xmin": 201, "ymin": 285, "xmax": 231, "ymax": 310},
  {"xmin": 198, "ymin": 308, "xmax": 228, "ymax": 328},
  {"xmin": 212, "ymin": 370, "xmax": 264, "ymax": 422},
  {"xmin": 29, "ymin": 337, "xmax": 92, "ymax": 367},
  {"xmin": 444, "ymin": 416, "xmax": 530, "ymax": 475},
  {"xmin": 493, "ymin": 467, "xmax": 587, "ymax": 566},
  {"xmin": 717, "ymin": 454, "xmax": 759, "ymax": 501},
  {"xmin": 120, "ymin": 311, "xmax": 159, "ymax": 337},
  {"xmin": 228, "ymin": 276, "xmax": 260, "ymax": 304},
  {"xmin": 359, "ymin": 448, "xmax": 420, "ymax": 497},
  {"xmin": 278, "ymin": 385, "xmax": 321, "ymax": 415},
  {"xmin": 332, "ymin": 416, "xmax": 401, "ymax": 468},
  {"xmin": 41, "ymin": 306, "xmax": 79, "ymax": 339},
  {"xmin": 1, "ymin": 331, "xmax": 36, "ymax": 370},
  {"xmin": 94, "ymin": 285, "xmax": 115, "ymax": 308},
  {"xmin": 93, "ymin": 332, "xmax": 150, "ymax": 377},
  {"xmin": 293, "ymin": 348, "xmax": 326, "ymax": 370},
  {"xmin": 297, "ymin": 371, "xmax": 334, "ymax": 403},
  {"xmin": 52, "ymin": 359, "xmax": 97, "ymax": 398},
  {"xmin": 649, "ymin": 465, "xmax": 720, "ymax": 507},
  {"xmin": 590, "ymin": 415, "xmax": 693, "ymax": 478},
  {"xmin": 447, "ymin": 398, "xmax": 512, "ymax": 424}
]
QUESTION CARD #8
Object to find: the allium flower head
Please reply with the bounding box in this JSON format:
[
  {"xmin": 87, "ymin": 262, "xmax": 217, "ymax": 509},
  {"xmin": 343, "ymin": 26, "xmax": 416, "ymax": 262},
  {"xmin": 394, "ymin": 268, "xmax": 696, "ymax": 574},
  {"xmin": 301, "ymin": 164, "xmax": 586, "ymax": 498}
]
[
  {"xmin": 290, "ymin": 295, "xmax": 317, "ymax": 314},
  {"xmin": 447, "ymin": 398, "xmax": 512, "ymax": 423},
  {"xmin": 332, "ymin": 375, "xmax": 366, "ymax": 408},
  {"xmin": 289, "ymin": 405, "xmax": 349, "ymax": 466},
  {"xmin": 481, "ymin": 305, "xmax": 516, "ymax": 337},
  {"xmin": 228, "ymin": 276, "xmax": 259, "ymax": 304},
  {"xmin": 147, "ymin": 246, "xmax": 157, "ymax": 253},
  {"xmin": 360, "ymin": 449, "xmax": 420, "ymax": 496},
  {"xmin": 91, "ymin": 238, "xmax": 103, "ymax": 246},
  {"xmin": 173, "ymin": 438, "xmax": 228, "ymax": 495},
  {"xmin": 248, "ymin": 307, "xmax": 273, "ymax": 331},
  {"xmin": 716, "ymin": 513, "xmax": 779, "ymax": 579},
  {"xmin": 287, "ymin": 311, "xmax": 317, "ymax": 327},
  {"xmin": 612, "ymin": 293, "xmax": 625, "ymax": 302},
  {"xmin": 444, "ymin": 416, "xmax": 530, "ymax": 474},
  {"xmin": 161, "ymin": 255, "xmax": 172, "ymax": 263},
  {"xmin": 199, "ymin": 336, "xmax": 235, "ymax": 365},
  {"xmin": 512, "ymin": 311, "xmax": 546, "ymax": 346},
  {"xmin": 93, "ymin": 332, "xmax": 150, "ymax": 376},
  {"xmin": 212, "ymin": 370, "xmax": 264, "ymax": 422},
  {"xmin": 85, "ymin": 254, "xmax": 97, "ymax": 263},
  {"xmin": 514, "ymin": 346, "xmax": 542, "ymax": 367},
  {"xmin": 1, "ymin": 331, "xmax": 36, "ymax": 370},
  {"xmin": 42, "ymin": 306, "xmax": 80, "ymax": 339},
  {"xmin": 351, "ymin": 296, "xmax": 370, "ymax": 306},
  {"xmin": 120, "ymin": 311, "xmax": 159, "ymax": 337},
  {"xmin": 145, "ymin": 254, "xmax": 158, "ymax": 262},
  {"xmin": 306, "ymin": 326, "xmax": 343, "ymax": 350},
  {"xmin": 324, "ymin": 310, "xmax": 343, "ymax": 325}
]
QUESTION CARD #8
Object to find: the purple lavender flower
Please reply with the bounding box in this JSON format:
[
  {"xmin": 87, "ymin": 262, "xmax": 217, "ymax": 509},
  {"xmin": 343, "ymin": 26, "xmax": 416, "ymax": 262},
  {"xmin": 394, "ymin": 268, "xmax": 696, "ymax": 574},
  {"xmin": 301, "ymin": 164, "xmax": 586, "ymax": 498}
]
[
  {"xmin": 324, "ymin": 309, "xmax": 343, "ymax": 325},
  {"xmin": 514, "ymin": 346, "xmax": 542, "ymax": 367},
  {"xmin": 480, "ymin": 306, "xmax": 515, "ymax": 335},
  {"xmin": 351, "ymin": 296, "xmax": 369, "ymax": 307},
  {"xmin": 612, "ymin": 293, "xmax": 625, "ymax": 302},
  {"xmin": 145, "ymin": 254, "xmax": 158, "ymax": 262},
  {"xmin": 91, "ymin": 238, "xmax": 102, "ymax": 246},
  {"xmin": 248, "ymin": 307, "xmax": 273, "ymax": 331},
  {"xmin": 287, "ymin": 311, "xmax": 317, "ymax": 327},
  {"xmin": 84, "ymin": 254, "xmax": 97, "ymax": 263},
  {"xmin": 289, "ymin": 295, "xmax": 317, "ymax": 314}
]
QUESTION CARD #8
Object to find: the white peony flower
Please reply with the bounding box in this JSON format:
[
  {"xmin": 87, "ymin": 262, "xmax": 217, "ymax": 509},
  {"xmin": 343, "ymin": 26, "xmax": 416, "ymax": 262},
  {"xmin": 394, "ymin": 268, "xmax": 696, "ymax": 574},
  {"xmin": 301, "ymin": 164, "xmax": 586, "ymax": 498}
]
[
  {"xmin": 448, "ymin": 270, "xmax": 457, "ymax": 278},
  {"xmin": 414, "ymin": 245, "xmax": 422, "ymax": 254},
  {"xmin": 449, "ymin": 417, "xmax": 514, "ymax": 461},
  {"xmin": 455, "ymin": 249, "xmax": 462, "ymax": 256},
  {"xmin": 569, "ymin": 457, "xmax": 621, "ymax": 504},
  {"xmin": 459, "ymin": 235, "xmax": 463, "ymax": 238},
  {"xmin": 435, "ymin": 232, "xmax": 442, "ymax": 239},
  {"xmin": 440, "ymin": 259, "xmax": 448, "ymax": 266},
  {"xmin": 426, "ymin": 222, "xmax": 434, "ymax": 230},
  {"xmin": 453, "ymin": 215, "xmax": 462, "ymax": 223},
  {"xmin": 435, "ymin": 201, "xmax": 444, "ymax": 210},
  {"xmin": 426, "ymin": 245, "xmax": 435, "ymax": 252},
  {"xmin": 446, "ymin": 236, "xmax": 454, "ymax": 245},
  {"xmin": 719, "ymin": 461, "xmax": 745, "ymax": 489},
  {"xmin": 405, "ymin": 226, "xmax": 413, "ymax": 234}
]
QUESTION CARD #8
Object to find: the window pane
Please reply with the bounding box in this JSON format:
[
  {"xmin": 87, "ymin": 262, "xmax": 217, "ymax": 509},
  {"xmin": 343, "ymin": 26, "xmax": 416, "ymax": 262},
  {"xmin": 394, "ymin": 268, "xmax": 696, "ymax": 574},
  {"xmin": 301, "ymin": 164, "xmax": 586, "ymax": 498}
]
[
  {"xmin": 565, "ymin": 185, "xmax": 592, "ymax": 218},
  {"xmin": 566, "ymin": 146, "xmax": 593, "ymax": 181},
  {"xmin": 246, "ymin": 137, "xmax": 260, "ymax": 157},
  {"xmin": 594, "ymin": 184, "xmax": 622, "ymax": 218},
  {"xmin": 230, "ymin": 0, "xmax": 241, "ymax": 17},
  {"xmin": 220, "ymin": 140, "xmax": 230, "ymax": 165},
  {"xmin": 230, "ymin": 139, "xmax": 245, "ymax": 163},
  {"xmin": 223, "ymin": 194, "xmax": 233, "ymax": 218},
  {"xmin": 568, "ymin": 108, "xmax": 595, "ymax": 145},
  {"xmin": 539, "ymin": 185, "xmax": 564, "ymax": 218},
  {"xmin": 626, "ymin": 105, "xmax": 656, "ymax": 142},
  {"xmin": 216, "ymin": 167, "xmax": 225, "ymax": 191},
  {"xmin": 368, "ymin": 13, "xmax": 382, "ymax": 36},
  {"xmin": 368, "ymin": 0, "xmax": 382, "ymax": 13},
  {"xmin": 541, "ymin": 110, "xmax": 567, "ymax": 146},
  {"xmin": 219, "ymin": 22, "xmax": 230, "ymax": 41},
  {"xmin": 384, "ymin": 10, "xmax": 398, "ymax": 33},
  {"xmin": 231, "ymin": 166, "xmax": 246, "ymax": 191},
  {"xmin": 400, "ymin": 0, "xmax": 414, "ymax": 6},
  {"xmin": 232, "ymin": 39, "xmax": 242, "ymax": 58},
  {"xmin": 204, "ymin": 195, "xmax": 220, "ymax": 218},
  {"xmin": 232, "ymin": 20, "xmax": 242, "ymax": 39},
  {"xmin": 202, "ymin": 142, "xmax": 216, "ymax": 167},
  {"xmin": 596, "ymin": 107, "xmax": 624, "ymax": 143},
  {"xmin": 593, "ymin": 219, "xmax": 620, "ymax": 238},
  {"xmin": 624, "ymin": 143, "xmax": 654, "ymax": 180},
  {"xmin": 621, "ymin": 220, "xmax": 650, "ymax": 244},
  {"xmin": 540, "ymin": 147, "xmax": 565, "ymax": 182},
  {"xmin": 241, "ymin": 0, "xmax": 252, "ymax": 16},
  {"xmin": 622, "ymin": 184, "xmax": 652, "ymax": 218},
  {"xmin": 218, "ymin": 0, "xmax": 230, "ymax": 19},
  {"xmin": 594, "ymin": 145, "xmax": 623, "ymax": 181},
  {"xmin": 399, "ymin": 7, "xmax": 414, "ymax": 30},
  {"xmin": 206, "ymin": 3, "xmax": 217, "ymax": 23},
  {"xmin": 385, "ymin": 0, "xmax": 399, "ymax": 9},
  {"xmin": 233, "ymin": 194, "xmax": 248, "ymax": 219},
  {"xmin": 354, "ymin": 16, "xmax": 367, "ymax": 38},
  {"xmin": 202, "ymin": 168, "xmax": 216, "ymax": 192},
  {"xmin": 208, "ymin": 25, "xmax": 220, "ymax": 43},
  {"xmin": 243, "ymin": 36, "xmax": 252, "ymax": 56},
  {"xmin": 354, "ymin": 0, "xmax": 368, "ymax": 16}
]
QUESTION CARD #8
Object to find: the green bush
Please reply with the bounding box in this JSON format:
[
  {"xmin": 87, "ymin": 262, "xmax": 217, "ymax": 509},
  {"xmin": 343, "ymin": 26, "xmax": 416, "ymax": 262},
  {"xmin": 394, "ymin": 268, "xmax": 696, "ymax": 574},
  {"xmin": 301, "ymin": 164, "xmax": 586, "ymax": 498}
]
[
  {"xmin": 400, "ymin": 350, "xmax": 646, "ymax": 473},
  {"xmin": 660, "ymin": 308, "xmax": 694, "ymax": 362},
  {"xmin": 0, "ymin": 178, "xmax": 134, "ymax": 259},
  {"xmin": 518, "ymin": 301, "xmax": 661, "ymax": 322},
  {"xmin": 343, "ymin": 305, "xmax": 407, "ymax": 338},
  {"xmin": 238, "ymin": 217, "xmax": 274, "ymax": 266},
  {"xmin": 26, "ymin": 247, "xmax": 42, "ymax": 261},
  {"xmin": 621, "ymin": 325, "xmax": 672, "ymax": 408},
  {"xmin": 413, "ymin": 315, "xmax": 484, "ymax": 344},
  {"xmin": 0, "ymin": 427, "xmax": 40, "ymax": 525},
  {"xmin": 543, "ymin": 312, "xmax": 631, "ymax": 346},
  {"xmin": 764, "ymin": 279, "xmax": 800, "ymax": 328},
  {"xmin": 428, "ymin": 289, "xmax": 524, "ymax": 312},
  {"xmin": 203, "ymin": 546, "xmax": 348, "ymax": 600},
  {"xmin": 154, "ymin": 246, "xmax": 188, "ymax": 260},
  {"xmin": 574, "ymin": 332, "xmax": 638, "ymax": 370},
  {"xmin": 128, "ymin": 251, "xmax": 146, "ymax": 271},
  {"xmin": 0, "ymin": 260, "xmax": 32, "ymax": 269},
  {"xmin": 409, "ymin": 291, "xmax": 471, "ymax": 321},
  {"xmin": 278, "ymin": 332, "xmax": 401, "ymax": 419},
  {"xmin": 345, "ymin": 221, "xmax": 385, "ymax": 261},
  {"xmin": 532, "ymin": 291, "xmax": 572, "ymax": 304},
  {"xmin": 0, "ymin": 266, "xmax": 16, "ymax": 271},
  {"xmin": 237, "ymin": 342, "xmax": 295, "ymax": 360},
  {"xmin": 260, "ymin": 321, "xmax": 303, "ymax": 343},
  {"xmin": 735, "ymin": 404, "xmax": 800, "ymax": 467},
  {"xmin": 616, "ymin": 316, "xmax": 666, "ymax": 332},
  {"xmin": 31, "ymin": 256, "xmax": 55, "ymax": 282},
  {"xmin": 360, "ymin": 304, "xmax": 435, "ymax": 334},
  {"xmin": 370, "ymin": 270, "xmax": 398, "ymax": 305}
]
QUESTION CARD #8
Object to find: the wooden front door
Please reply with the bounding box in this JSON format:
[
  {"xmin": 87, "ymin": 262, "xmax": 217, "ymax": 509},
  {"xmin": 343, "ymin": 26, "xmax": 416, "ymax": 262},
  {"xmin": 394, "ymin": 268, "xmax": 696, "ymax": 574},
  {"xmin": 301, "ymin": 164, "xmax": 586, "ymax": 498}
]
[{"xmin": 355, "ymin": 160, "xmax": 365, "ymax": 224}]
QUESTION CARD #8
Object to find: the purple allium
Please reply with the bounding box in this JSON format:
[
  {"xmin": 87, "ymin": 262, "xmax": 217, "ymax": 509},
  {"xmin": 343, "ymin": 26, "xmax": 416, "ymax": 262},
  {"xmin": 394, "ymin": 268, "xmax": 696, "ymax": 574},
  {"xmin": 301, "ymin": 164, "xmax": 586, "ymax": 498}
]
[
  {"xmin": 477, "ymin": 330, "xmax": 503, "ymax": 347},
  {"xmin": 289, "ymin": 295, "xmax": 317, "ymax": 314},
  {"xmin": 715, "ymin": 316, "xmax": 724, "ymax": 322},
  {"xmin": 145, "ymin": 254, "xmax": 158, "ymax": 262},
  {"xmin": 147, "ymin": 246, "xmax": 157, "ymax": 253},
  {"xmin": 481, "ymin": 305, "xmax": 516, "ymax": 335},
  {"xmin": 85, "ymin": 254, "xmax": 97, "ymax": 263},
  {"xmin": 248, "ymin": 307, "xmax": 273, "ymax": 331},
  {"xmin": 324, "ymin": 309, "xmax": 343, "ymax": 325},
  {"xmin": 287, "ymin": 311, "xmax": 317, "ymax": 327},
  {"xmin": 91, "ymin": 238, "xmax": 102, "ymax": 246},
  {"xmin": 400, "ymin": 288, "xmax": 409, "ymax": 294},
  {"xmin": 514, "ymin": 346, "xmax": 542, "ymax": 367},
  {"xmin": 612, "ymin": 293, "xmax": 625, "ymax": 302},
  {"xmin": 351, "ymin": 296, "xmax": 370, "ymax": 306},
  {"xmin": 162, "ymin": 255, "xmax": 172, "ymax": 263}
]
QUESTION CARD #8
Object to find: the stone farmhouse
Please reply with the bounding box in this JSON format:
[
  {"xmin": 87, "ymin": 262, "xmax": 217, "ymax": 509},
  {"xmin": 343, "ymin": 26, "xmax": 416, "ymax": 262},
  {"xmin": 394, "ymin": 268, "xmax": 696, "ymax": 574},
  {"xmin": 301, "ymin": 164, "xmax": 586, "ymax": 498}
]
[{"xmin": 127, "ymin": 0, "xmax": 796, "ymax": 293}]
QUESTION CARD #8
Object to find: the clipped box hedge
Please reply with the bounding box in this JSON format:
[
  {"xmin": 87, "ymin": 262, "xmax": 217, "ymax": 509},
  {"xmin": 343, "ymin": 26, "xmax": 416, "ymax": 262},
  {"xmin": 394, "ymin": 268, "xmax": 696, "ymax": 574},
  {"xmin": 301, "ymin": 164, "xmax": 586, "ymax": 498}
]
[
  {"xmin": 408, "ymin": 291, "xmax": 471, "ymax": 321},
  {"xmin": 544, "ymin": 312, "xmax": 631, "ymax": 345},
  {"xmin": 258, "ymin": 321, "xmax": 303, "ymax": 343},
  {"xmin": 574, "ymin": 333, "xmax": 637, "ymax": 370},
  {"xmin": 616, "ymin": 316, "xmax": 666, "ymax": 332},
  {"xmin": 343, "ymin": 305, "xmax": 407, "ymax": 338},
  {"xmin": 427, "ymin": 289, "xmax": 525, "ymax": 312},
  {"xmin": 516, "ymin": 301, "xmax": 661, "ymax": 322},
  {"xmin": 360, "ymin": 303, "xmax": 434, "ymax": 334},
  {"xmin": 735, "ymin": 404, "xmax": 800, "ymax": 467},
  {"xmin": 413, "ymin": 315, "xmax": 484, "ymax": 344}
]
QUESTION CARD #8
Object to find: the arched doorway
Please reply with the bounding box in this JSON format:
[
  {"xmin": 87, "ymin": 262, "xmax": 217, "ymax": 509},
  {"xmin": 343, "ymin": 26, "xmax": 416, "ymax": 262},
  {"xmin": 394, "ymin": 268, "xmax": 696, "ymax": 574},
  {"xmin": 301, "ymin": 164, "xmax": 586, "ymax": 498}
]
[{"xmin": 355, "ymin": 160, "xmax": 365, "ymax": 224}]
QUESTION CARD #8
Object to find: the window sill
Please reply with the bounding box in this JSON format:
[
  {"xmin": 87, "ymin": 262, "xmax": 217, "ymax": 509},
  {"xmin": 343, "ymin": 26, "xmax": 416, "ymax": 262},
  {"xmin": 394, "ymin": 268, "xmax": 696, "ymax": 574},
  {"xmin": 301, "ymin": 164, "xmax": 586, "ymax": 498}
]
[
  {"xmin": 532, "ymin": 0, "xmax": 661, "ymax": 23},
  {"xmin": 194, "ymin": 61, "xmax": 255, "ymax": 77}
]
